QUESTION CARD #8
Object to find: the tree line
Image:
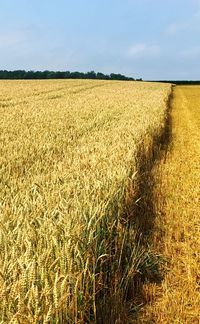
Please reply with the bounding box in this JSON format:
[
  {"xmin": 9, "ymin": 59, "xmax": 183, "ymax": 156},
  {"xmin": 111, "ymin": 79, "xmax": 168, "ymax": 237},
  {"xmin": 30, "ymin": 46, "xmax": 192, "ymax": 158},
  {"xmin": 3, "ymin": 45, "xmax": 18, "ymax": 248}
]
[
  {"xmin": 154, "ymin": 80, "xmax": 200, "ymax": 85},
  {"xmin": 0, "ymin": 70, "xmax": 142, "ymax": 81}
]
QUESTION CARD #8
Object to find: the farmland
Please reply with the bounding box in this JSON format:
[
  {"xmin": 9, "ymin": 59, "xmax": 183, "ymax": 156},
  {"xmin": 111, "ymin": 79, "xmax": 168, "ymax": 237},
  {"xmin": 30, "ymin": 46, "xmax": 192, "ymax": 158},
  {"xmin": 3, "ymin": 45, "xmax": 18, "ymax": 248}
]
[
  {"xmin": 139, "ymin": 86, "xmax": 200, "ymax": 323},
  {"xmin": 0, "ymin": 80, "xmax": 171, "ymax": 323}
]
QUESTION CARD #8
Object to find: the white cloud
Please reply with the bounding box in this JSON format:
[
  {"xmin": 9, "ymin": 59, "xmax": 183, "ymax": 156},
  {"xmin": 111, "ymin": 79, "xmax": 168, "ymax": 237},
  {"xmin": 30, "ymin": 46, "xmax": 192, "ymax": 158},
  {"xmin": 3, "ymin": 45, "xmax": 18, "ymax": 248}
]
[{"xmin": 126, "ymin": 43, "xmax": 160, "ymax": 59}]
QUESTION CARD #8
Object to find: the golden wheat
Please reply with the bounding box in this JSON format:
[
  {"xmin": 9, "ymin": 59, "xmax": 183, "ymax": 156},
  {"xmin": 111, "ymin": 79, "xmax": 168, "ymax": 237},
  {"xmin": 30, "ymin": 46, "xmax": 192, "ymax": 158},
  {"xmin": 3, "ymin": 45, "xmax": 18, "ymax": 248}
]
[
  {"xmin": 0, "ymin": 79, "xmax": 171, "ymax": 323},
  {"xmin": 139, "ymin": 86, "xmax": 200, "ymax": 323}
]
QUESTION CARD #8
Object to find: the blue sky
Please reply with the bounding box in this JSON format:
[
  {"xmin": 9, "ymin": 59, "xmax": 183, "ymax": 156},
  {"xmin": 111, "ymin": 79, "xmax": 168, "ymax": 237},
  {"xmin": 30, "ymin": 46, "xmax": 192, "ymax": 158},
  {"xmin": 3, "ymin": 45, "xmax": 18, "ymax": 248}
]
[{"xmin": 0, "ymin": 0, "xmax": 200, "ymax": 80}]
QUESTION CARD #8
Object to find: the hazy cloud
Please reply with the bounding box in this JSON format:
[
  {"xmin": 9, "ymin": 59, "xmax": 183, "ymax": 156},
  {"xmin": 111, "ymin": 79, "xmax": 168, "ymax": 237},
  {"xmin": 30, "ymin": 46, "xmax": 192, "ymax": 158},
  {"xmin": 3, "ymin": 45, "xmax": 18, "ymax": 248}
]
[
  {"xmin": 0, "ymin": 30, "xmax": 27, "ymax": 48},
  {"xmin": 166, "ymin": 22, "xmax": 188, "ymax": 35},
  {"xmin": 166, "ymin": 5, "xmax": 200, "ymax": 36},
  {"xmin": 126, "ymin": 43, "xmax": 160, "ymax": 59},
  {"xmin": 179, "ymin": 46, "xmax": 200, "ymax": 58},
  {"xmin": 0, "ymin": 25, "xmax": 41, "ymax": 50}
]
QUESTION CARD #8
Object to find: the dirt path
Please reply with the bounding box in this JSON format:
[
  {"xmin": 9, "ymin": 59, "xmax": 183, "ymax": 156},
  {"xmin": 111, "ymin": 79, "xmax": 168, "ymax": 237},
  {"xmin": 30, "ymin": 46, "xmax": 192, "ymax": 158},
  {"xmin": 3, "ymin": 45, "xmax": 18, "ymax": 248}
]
[{"xmin": 139, "ymin": 86, "xmax": 200, "ymax": 323}]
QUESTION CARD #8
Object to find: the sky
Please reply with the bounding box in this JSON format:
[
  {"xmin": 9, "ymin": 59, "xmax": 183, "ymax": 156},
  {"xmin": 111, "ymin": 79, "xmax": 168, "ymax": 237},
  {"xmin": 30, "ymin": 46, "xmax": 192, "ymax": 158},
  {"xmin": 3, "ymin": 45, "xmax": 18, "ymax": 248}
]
[{"xmin": 0, "ymin": 0, "xmax": 200, "ymax": 80}]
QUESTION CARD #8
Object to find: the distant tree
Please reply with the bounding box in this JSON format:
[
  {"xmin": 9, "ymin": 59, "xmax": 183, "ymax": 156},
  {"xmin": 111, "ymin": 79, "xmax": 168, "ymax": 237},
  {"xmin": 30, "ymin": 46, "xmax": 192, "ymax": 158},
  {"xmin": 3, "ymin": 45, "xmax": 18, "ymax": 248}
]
[
  {"xmin": 96, "ymin": 72, "xmax": 106, "ymax": 79},
  {"xmin": 69, "ymin": 71, "xmax": 82, "ymax": 79},
  {"xmin": 86, "ymin": 71, "xmax": 96, "ymax": 79},
  {"xmin": 0, "ymin": 70, "xmax": 139, "ymax": 81},
  {"xmin": 110, "ymin": 73, "xmax": 125, "ymax": 80},
  {"xmin": 64, "ymin": 71, "xmax": 71, "ymax": 78}
]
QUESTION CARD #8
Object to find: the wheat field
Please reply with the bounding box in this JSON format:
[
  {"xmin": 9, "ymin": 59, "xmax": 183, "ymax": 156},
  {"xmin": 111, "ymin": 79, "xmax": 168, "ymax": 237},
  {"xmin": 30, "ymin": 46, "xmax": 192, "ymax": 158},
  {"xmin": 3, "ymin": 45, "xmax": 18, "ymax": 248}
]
[
  {"xmin": 139, "ymin": 86, "xmax": 200, "ymax": 323},
  {"xmin": 0, "ymin": 80, "xmax": 171, "ymax": 323}
]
